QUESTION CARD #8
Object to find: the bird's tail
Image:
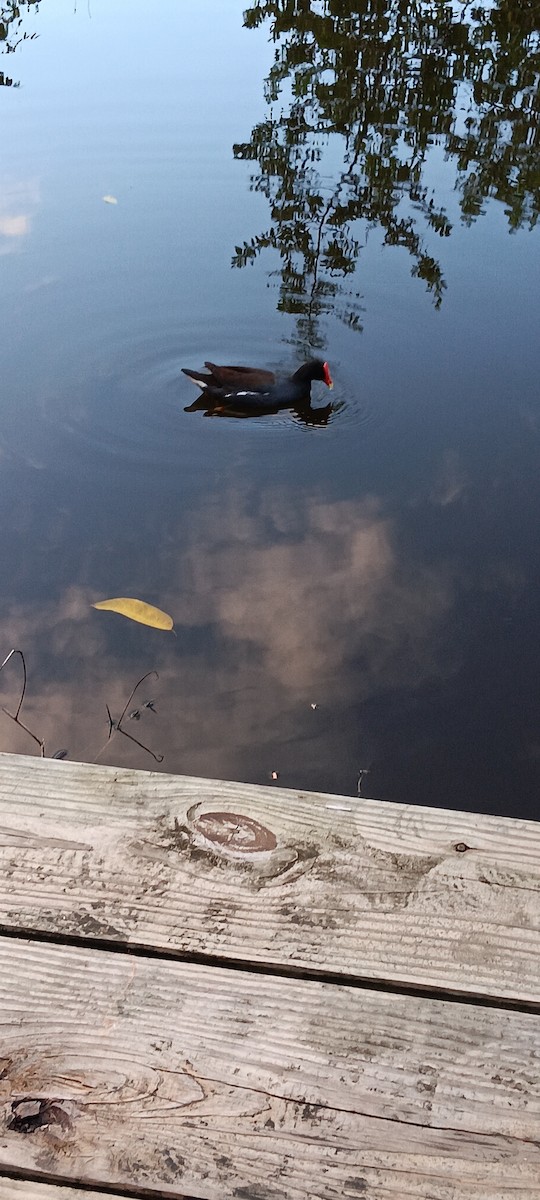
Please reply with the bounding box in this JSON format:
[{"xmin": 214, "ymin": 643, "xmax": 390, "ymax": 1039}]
[{"xmin": 181, "ymin": 368, "xmax": 211, "ymax": 390}]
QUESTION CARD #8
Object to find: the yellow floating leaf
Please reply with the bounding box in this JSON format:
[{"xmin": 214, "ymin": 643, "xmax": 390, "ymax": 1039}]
[
  {"xmin": 102, "ymin": 195, "xmax": 118, "ymax": 204},
  {"xmin": 92, "ymin": 597, "xmax": 173, "ymax": 630}
]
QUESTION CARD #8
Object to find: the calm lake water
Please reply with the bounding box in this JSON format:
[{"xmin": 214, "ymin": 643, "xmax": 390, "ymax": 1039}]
[{"xmin": 1, "ymin": 0, "xmax": 539, "ymax": 818}]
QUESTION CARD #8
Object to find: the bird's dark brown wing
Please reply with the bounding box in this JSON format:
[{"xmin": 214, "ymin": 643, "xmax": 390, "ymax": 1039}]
[{"xmin": 204, "ymin": 362, "xmax": 276, "ymax": 388}]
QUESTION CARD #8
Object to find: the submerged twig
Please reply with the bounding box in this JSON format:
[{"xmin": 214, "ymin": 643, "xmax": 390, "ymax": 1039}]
[
  {"xmin": 117, "ymin": 670, "xmax": 157, "ymax": 729},
  {"xmin": 95, "ymin": 670, "xmax": 163, "ymax": 764},
  {"xmin": 0, "ymin": 649, "xmax": 45, "ymax": 755},
  {"xmin": 0, "ymin": 651, "xmax": 163, "ymax": 766},
  {"xmin": 105, "ymin": 704, "xmax": 118, "ymax": 736},
  {"xmin": 357, "ymin": 767, "xmax": 372, "ymax": 795},
  {"xmin": 114, "ymin": 723, "xmax": 163, "ymax": 762}
]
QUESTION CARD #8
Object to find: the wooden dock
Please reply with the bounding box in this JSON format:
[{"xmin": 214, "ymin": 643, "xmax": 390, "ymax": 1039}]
[{"xmin": 0, "ymin": 752, "xmax": 539, "ymax": 1200}]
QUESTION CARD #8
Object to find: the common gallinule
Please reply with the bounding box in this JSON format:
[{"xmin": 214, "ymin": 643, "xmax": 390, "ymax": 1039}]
[{"xmin": 182, "ymin": 358, "xmax": 333, "ymax": 413}]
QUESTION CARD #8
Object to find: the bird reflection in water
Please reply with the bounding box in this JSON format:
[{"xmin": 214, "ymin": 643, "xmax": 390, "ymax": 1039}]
[{"xmin": 184, "ymin": 393, "xmax": 335, "ymax": 425}]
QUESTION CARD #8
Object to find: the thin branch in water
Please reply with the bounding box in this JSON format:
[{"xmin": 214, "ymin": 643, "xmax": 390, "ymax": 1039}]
[
  {"xmin": 95, "ymin": 671, "xmax": 163, "ymax": 764},
  {"xmin": 0, "ymin": 648, "xmax": 45, "ymax": 756},
  {"xmin": 117, "ymin": 670, "xmax": 158, "ymax": 729},
  {"xmin": 115, "ymin": 724, "xmax": 164, "ymax": 763},
  {"xmin": 0, "ymin": 647, "xmax": 26, "ymax": 721},
  {"xmin": 105, "ymin": 704, "xmax": 118, "ymax": 736}
]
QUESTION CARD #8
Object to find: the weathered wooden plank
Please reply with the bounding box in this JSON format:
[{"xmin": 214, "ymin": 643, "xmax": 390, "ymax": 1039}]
[
  {"xmin": 0, "ymin": 753, "xmax": 539, "ymax": 1003},
  {"xmin": 1, "ymin": 938, "xmax": 539, "ymax": 1200}
]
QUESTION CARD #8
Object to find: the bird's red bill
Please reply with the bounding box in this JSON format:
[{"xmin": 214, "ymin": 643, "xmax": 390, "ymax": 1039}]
[{"xmin": 323, "ymin": 362, "xmax": 333, "ymax": 389}]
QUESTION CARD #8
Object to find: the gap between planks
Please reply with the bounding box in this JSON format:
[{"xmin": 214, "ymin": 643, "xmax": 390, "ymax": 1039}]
[
  {"xmin": 0, "ymin": 1175, "xmax": 179, "ymax": 1200},
  {"xmin": 0, "ymin": 921, "xmax": 538, "ymax": 1016}
]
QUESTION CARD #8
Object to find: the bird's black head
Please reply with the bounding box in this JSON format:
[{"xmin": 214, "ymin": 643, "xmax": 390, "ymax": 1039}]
[{"xmin": 293, "ymin": 358, "xmax": 333, "ymax": 388}]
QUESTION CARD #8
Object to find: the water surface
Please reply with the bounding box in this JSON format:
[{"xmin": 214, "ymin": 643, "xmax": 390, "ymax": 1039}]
[{"xmin": 1, "ymin": 0, "xmax": 539, "ymax": 817}]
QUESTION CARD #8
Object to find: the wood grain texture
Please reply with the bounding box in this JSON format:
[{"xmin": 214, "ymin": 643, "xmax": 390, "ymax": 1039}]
[
  {"xmin": 1, "ymin": 938, "xmax": 539, "ymax": 1200},
  {"xmin": 0, "ymin": 753, "xmax": 539, "ymax": 1002}
]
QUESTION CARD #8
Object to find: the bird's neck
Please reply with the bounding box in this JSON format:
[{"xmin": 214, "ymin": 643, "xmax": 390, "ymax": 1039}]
[{"xmin": 292, "ymin": 363, "xmax": 314, "ymax": 383}]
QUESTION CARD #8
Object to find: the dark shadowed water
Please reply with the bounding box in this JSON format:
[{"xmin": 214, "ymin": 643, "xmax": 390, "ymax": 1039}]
[{"xmin": 1, "ymin": 0, "xmax": 539, "ymax": 817}]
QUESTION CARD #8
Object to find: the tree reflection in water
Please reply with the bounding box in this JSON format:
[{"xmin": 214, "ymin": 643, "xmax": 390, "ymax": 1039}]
[
  {"xmin": 233, "ymin": 0, "xmax": 539, "ymax": 347},
  {"xmin": 0, "ymin": 0, "xmax": 40, "ymax": 86}
]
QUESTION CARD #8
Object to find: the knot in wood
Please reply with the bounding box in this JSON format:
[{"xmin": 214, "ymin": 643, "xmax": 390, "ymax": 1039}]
[{"xmin": 193, "ymin": 811, "xmax": 277, "ymax": 854}]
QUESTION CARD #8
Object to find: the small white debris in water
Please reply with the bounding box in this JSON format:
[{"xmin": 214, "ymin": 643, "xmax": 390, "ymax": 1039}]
[
  {"xmin": 310, "ymin": 702, "xmax": 318, "ymax": 710},
  {"xmin": 102, "ymin": 195, "xmax": 118, "ymax": 204},
  {"xmin": 325, "ymin": 803, "xmax": 352, "ymax": 812}
]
